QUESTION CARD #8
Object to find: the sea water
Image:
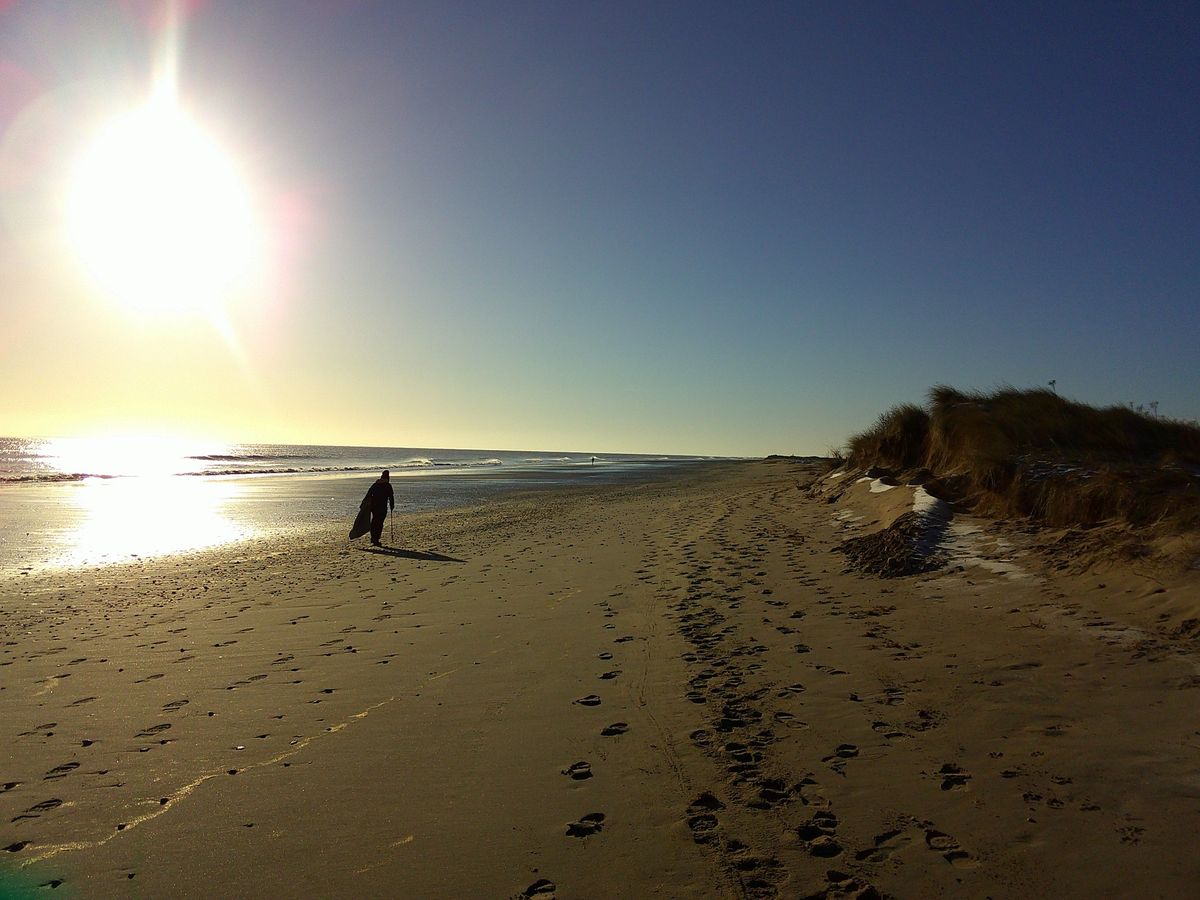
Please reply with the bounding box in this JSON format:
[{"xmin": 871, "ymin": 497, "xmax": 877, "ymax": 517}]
[{"xmin": 0, "ymin": 438, "xmax": 723, "ymax": 573}]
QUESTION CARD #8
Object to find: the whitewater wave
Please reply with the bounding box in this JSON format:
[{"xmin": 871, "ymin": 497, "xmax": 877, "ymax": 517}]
[
  {"xmin": 187, "ymin": 452, "xmax": 319, "ymax": 461},
  {"xmin": 185, "ymin": 465, "xmax": 368, "ymax": 477},
  {"xmin": 0, "ymin": 472, "xmax": 116, "ymax": 484},
  {"xmin": 399, "ymin": 458, "xmax": 503, "ymax": 469},
  {"xmin": 0, "ymin": 457, "xmax": 512, "ymax": 484}
]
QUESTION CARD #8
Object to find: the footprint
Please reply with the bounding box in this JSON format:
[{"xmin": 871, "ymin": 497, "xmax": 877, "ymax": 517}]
[
  {"xmin": 566, "ymin": 812, "xmax": 605, "ymax": 837},
  {"xmin": 925, "ymin": 828, "xmax": 974, "ymax": 865},
  {"xmin": 69, "ymin": 697, "xmax": 98, "ymax": 707},
  {"xmin": 813, "ymin": 664, "xmax": 848, "ymax": 675},
  {"xmin": 772, "ymin": 711, "xmax": 808, "ymax": 729},
  {"xmin": 600, "ymin": 722, "xmax": 628, "ymax": 736},
  {"xmin": 855, "ymin": 828, "xmax": 911, "ymax": 862},
  {"xmin": 12, "ymin": 798, "xmax": 62, "ymax": 822},
  {"xmin": 906, "ymin": 709, "xmax": 946, "ymax": 731},
  {"xmin": 731, "ymin": 855, "xmax": 787, "ymax": 893},
  {"xmin": 162, "ymin": 699, "xmax": 189, "ymax": 712},
  {"xmin": 136, "ymin": 723, "xmax": 171, "ymax": 737},
  {"xmin": 573, "ymin": 695, "xmax": 602, "ymax": 707},
  {"xmin": 749, "ymin": 777, "xmax": 794, "ymax": 809},
  {"xmin": 561, "ymin": 761, "xmax": 592, "ymax": 780},
  {"xmin": 597, "ymin": 652, "xmax": 614, "ymax": 660},
  {"xmin": 43, "ymin": 763, "xmax": 79, "ymax": 780},
  {"xmin": 806, "ymin": 836, "xmax": 842, "ymax": 858},
  {"xmin": 797, "ymin": 810, "xmax": 838, "ymax": 843},
  {"xmin": 689, "ymin": 791, "xmax": 724, "ymax": 813},
  {"xmin": 687, "ymin": 812, "xmax": 719, "ymax": 843},
  {"xmin": 598, "ymin": 671, "xmax": 622, "ymax": 680},
  {"xmin": 823, "ymin": 744, "xmax": 858, "ymax": 763},
  {"xmin": 520, "ymin": 879, "xmax": 556, "ymax": 898},
  {"xmin": 814, "ymin": 870, "xmax": 884, "ymax": 897},
  {"xmin": 134, "ymin": 673, "xmax": 165, "ymax": 683},
  {"xmin": 937, "ymin": 763, "xmax": 971, "ymax": 791}
]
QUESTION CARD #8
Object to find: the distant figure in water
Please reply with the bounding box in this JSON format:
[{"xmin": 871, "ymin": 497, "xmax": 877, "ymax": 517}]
[
  {"xmin": 361, "ymin": 470, "xmax": 395, "ymax": 546},
  {"xmin": 591, "ymin": 456, "xmax": 597, "ymax": 465}
]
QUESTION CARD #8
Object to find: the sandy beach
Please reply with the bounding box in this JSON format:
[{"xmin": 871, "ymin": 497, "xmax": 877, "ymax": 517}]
[{"xmin": 3, "ymin": 459, "xmax": 1200, "ymax": 898}]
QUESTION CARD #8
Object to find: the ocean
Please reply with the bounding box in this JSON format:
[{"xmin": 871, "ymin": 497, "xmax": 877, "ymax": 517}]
[{"xmin": 0, "ymin": 437, "xmax": 725, "ymax": 574}]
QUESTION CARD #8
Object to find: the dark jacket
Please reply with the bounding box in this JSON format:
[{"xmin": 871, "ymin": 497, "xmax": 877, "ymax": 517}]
[{"xmin": 362, "ymin": 479, "xmax": 395, "ymax": 513}]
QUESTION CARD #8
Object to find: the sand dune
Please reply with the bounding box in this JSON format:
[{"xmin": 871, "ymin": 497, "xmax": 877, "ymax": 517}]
[{"xmin": 3, "ymin": 460, "xmax": 1199, "ymax": 897}]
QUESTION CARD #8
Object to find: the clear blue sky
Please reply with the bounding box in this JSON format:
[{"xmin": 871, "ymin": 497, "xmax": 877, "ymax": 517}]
[{"xmin": 1, "ymin": 1, "xmax": 1196, "ymax": 455}]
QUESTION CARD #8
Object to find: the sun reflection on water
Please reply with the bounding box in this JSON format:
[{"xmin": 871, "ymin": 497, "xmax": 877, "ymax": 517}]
[
  {"xmin": 56, "ymin": 474, "xmax": 252, "ymax": 567},
  {"xmin": 43, "ymin": 435, "xmax": 230, "ymax": 478}
]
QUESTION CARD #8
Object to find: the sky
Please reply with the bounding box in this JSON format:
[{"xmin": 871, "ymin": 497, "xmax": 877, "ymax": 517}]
[{"xmin": 0, "ymin": 1, "xmax": 1196, "ymax": 456}]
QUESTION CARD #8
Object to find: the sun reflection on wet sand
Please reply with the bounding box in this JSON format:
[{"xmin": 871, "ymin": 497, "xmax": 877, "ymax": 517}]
[{"xmin": 54, "ymin": 475, "xmax": 252, "ymax": 567}]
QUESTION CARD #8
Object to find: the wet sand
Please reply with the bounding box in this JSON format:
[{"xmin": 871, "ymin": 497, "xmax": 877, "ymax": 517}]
[{"xmin": 3, "ymin": 460, "xmax": 1200, "ymax": 898}]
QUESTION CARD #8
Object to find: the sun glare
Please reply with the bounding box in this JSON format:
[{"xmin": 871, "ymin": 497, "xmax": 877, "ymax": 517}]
[
  {"xmin": 61, "ymin": 475, "xmax": 251, "ymax": 567},
  {"xmin": 65, "ymin": 94, "xmax": 264, "ymax": 317},
  {"xmin": 44, "ymin": 434, "xmax": 229, "ymax": 478}
]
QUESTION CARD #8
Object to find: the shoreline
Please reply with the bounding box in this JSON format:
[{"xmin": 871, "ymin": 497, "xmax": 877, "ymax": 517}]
[
  {"xmin": 3, "ymin": 460, "xmax": 1199, "ymax": 897},
  {"xmin": 0, "ymin": 459, "xmax": 734, "ymax": 578}
]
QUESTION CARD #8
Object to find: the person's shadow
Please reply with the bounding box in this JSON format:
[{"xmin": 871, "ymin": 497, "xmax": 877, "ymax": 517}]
[{"xmin": 360, "ymin": 545, "xmax": 465, "ymax": 563}]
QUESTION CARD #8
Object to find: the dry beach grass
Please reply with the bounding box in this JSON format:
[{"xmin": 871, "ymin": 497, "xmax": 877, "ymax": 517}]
[
  {"xmin": 847, "ymin": 386, "xmax": 1200, "ymax": 531},
  {"xmin": 3, "ymin": 460, "xmax": 1200, "ymax": 897}
]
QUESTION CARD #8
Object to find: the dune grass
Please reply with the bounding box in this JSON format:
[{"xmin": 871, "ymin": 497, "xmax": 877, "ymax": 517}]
[{"xmin": 846, "ymin": 386, "xmax": 1200, "ymax": 528}]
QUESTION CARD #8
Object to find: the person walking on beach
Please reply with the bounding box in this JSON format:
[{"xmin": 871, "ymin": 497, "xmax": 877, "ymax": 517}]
[{"xmin": 361, "ymin": 470, "xmax": 395, "ymax": 546}]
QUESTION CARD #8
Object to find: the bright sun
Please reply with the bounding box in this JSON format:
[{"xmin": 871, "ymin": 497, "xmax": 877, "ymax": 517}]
[{"xmin": 65, "ymin": 95, "xmax": 264, "ymax": 316}]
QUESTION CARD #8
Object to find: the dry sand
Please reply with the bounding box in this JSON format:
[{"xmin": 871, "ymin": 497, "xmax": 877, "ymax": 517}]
[{"xmin": 3, "ymin": 460, "xmax": 1199, "ymax": 898}]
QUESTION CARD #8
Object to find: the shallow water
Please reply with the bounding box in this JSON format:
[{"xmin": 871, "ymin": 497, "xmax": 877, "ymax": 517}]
[{"xmin": 0, "ymin": 457, "xmax": 722, "ymax": 575}]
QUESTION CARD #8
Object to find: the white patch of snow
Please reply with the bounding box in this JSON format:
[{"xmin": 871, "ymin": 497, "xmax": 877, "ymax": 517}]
[
  {"xmin": 869, "ymin": 479, "xmax": 897, "ymax": 493},
  {"xmin": 826, "ymin": 471, "xmax": 845, "ymax": 480},
  {"xmin": 941, "ymin": 522, "xmax": 1033, "ymax": 580},
  {"xmin": 834, "ymin": 510, "xmax": 864, "ymax": 529},
  {"xmin": 912, "ymin": 486, "xmax": 950, "ymax": 519}
]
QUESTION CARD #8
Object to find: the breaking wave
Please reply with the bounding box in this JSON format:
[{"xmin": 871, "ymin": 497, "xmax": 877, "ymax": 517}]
[{"xmin": 0, "ymin": 473, "xmax": 116, "ymax": 484}]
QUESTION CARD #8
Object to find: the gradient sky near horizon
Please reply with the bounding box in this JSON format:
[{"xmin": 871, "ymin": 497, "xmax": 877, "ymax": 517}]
[{"xmin": 1, "ymin": 1, "xmax": 1197, "ymax": 456}]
